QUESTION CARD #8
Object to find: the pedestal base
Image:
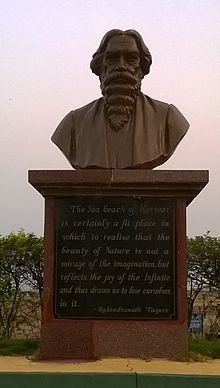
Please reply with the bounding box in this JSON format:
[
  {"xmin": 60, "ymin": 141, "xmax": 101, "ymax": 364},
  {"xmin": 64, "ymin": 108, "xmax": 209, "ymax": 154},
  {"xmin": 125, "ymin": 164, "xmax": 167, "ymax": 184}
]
[{"xmin": 29, "ymin": 169, "xmax": 208, "ymax": 359}]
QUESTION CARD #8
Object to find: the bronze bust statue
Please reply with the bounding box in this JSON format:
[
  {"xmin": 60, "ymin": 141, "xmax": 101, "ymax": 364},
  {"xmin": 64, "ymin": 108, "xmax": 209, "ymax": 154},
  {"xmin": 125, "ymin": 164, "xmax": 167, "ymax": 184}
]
[{"xmin": 52, "ymin": 29, "xmax": 189, "ymax": 169}]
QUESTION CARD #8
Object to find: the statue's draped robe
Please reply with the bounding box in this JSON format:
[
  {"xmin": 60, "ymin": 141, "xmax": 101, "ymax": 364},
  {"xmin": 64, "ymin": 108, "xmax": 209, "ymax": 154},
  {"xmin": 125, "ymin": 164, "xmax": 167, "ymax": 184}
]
[{"xmin": 51, "ymin": 93, "xmax": 189, "ymax": 169}]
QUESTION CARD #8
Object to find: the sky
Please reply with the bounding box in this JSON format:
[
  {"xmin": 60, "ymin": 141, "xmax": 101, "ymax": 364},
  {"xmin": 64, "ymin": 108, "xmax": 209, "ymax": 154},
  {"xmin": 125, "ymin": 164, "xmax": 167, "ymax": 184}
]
[{"xmin": 1, "ymin": 0, "xmax": 220, "ymax": 237}]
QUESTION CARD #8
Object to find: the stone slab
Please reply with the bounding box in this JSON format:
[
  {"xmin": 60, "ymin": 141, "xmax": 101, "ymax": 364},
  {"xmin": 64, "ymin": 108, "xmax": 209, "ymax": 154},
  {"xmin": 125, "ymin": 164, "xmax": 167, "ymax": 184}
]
[{"xmin": 28, "ymin": 170, "xmax": 209, "ymax": 205}]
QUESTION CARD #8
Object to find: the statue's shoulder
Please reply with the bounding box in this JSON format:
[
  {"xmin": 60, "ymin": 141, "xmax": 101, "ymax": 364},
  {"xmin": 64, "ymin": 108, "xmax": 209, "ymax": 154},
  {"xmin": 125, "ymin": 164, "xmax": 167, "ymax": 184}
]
[
  {"xmin": 141, "ymin": 93, "xmax": 170, "ymax": 111},
  {"xmin": 72, "ymin": 97, "xmax": 103, "ymax": 118},
  {"xmin": 141, "ymin": 94, "xmax": 189, "ymax": 128}
]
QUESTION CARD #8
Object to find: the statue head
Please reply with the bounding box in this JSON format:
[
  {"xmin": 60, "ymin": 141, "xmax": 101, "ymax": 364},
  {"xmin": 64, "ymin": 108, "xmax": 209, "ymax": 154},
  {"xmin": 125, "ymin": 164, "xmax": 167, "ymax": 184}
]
[
  {"xmin": 90, "ymin": 29, "xmax": 152, "ymax": 78},
  {"xmin": 90, "ymin": 29, "xmax": 152, "ymax": 131}
]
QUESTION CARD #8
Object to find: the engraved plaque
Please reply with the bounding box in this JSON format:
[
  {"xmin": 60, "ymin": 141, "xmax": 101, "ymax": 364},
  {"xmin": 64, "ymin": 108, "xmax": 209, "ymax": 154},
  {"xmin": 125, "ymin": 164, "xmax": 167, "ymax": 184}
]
[{"xmin": 54, "ymin": 197, "xmax": 176, "ymax": 319}]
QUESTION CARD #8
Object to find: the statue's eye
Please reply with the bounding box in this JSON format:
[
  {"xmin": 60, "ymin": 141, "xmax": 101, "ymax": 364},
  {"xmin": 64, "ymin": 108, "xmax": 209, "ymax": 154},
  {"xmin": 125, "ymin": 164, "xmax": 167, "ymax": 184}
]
[
  {"xmin": 105, "ymin": 53, "xmax": 117, "ymax": 63},
  {"xmin": 127, "ymin": 55, "xmax": 139, "ymax": 64}
]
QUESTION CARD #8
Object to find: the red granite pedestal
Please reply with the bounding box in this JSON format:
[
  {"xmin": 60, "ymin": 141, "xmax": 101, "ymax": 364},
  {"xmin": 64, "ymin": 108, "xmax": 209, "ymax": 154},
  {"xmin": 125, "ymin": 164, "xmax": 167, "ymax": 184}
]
[{"xmin": 29, "ymin": 170, "xmax": 208, "ymax": 360}]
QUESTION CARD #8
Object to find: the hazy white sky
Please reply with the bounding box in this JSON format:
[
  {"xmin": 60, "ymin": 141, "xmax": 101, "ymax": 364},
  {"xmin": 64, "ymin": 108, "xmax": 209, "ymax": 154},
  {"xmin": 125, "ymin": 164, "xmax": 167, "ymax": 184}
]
[{"xmin": 1, "ymin": 0, "xmax": 220, "ymax": 237}]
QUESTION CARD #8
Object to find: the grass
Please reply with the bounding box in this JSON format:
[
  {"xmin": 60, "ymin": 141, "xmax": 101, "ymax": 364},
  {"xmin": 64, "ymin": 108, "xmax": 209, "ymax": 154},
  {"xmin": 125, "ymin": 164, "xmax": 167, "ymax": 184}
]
[
  {"xmin": 189, "ymin": 336, "xmax": 220, "ymax": 359},
  {"xmin": 0, "ymin": 338, "xmax": 39, "ymax": 356},
  {"xmin": 0, "ymin": 336, "xmax": 220, "ymax": 360}
]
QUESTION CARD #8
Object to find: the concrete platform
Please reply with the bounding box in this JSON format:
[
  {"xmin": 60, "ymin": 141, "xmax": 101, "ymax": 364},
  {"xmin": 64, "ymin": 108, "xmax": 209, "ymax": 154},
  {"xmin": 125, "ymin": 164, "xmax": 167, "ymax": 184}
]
[{"xmin": 0, "ymin": 356, "xmax": 220, "ymax": 375}]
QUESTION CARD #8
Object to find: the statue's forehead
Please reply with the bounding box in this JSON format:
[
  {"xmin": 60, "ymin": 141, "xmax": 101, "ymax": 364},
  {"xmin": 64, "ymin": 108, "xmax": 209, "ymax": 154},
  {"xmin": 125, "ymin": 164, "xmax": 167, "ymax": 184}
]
[{"xmin": 105, "ymin": 35, "xmax": 139, "ymax": 53}]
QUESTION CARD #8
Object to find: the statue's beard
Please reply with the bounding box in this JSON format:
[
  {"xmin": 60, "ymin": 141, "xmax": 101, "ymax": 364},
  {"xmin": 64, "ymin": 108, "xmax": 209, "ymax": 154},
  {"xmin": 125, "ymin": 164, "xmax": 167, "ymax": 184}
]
[{"xmin": 100, "ymin": 72, "xmax": 141, "ymax": 132}]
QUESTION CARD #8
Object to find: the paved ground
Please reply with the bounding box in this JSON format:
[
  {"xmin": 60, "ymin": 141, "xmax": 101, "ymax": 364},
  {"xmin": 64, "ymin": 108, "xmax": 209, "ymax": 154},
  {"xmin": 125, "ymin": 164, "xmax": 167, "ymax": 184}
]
[{"xmin": 0, "ymin": 357, "xmax": 220, "ymax": 375}]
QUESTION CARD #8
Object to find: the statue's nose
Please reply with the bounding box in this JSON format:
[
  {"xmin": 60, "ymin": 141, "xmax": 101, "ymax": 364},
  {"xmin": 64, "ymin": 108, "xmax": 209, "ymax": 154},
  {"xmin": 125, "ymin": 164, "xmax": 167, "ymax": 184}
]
[{"xmin": 115, "ymin": 55, "xmax": 127, "ymax": 71}]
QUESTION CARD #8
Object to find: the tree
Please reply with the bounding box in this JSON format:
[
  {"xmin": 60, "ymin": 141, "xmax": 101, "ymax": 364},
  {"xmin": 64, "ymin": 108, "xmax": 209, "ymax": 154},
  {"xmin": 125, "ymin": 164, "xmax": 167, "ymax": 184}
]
[
  {"xmin": 20, "ymin": 232, "xmax": 44, "ymax": 301},
  {"xmin": 187, "ymin": 232, "xmax": 220, "ymax": 326},
  {"xmin": 0, "ymin": 231, "xmax": 43, "ymax": 338}
]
